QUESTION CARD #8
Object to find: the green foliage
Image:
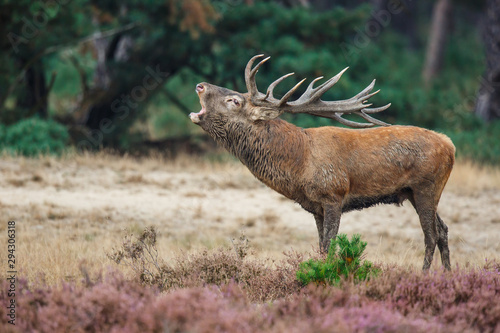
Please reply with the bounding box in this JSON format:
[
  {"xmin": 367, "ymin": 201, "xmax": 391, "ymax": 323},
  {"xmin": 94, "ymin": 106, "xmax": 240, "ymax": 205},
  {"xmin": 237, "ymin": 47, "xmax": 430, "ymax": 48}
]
[
  {"xmin": 0, "ymin": 105, "xmax": 35, "ymax": 126},
  {"xmin": 331, "ymin": 26, "xmax": 485, "ymax": 131},
  {"xmin": 0, "ymin": 0, "xmax": 93, "ymax": 113},
  {"xmin": 210, "ymin": 3, "xmax": 370, "ymax": 92},
  {"xmin": 446, "ymin": 120, "xmax": 500, "ymax": 165},
  {"xmin": 1, "ymin": 0, "xmax": 498, "ymax": 163},
  {"xmin": 2, "ymin": 117, "xmax": 69, "ymax": 156},
  {"xmin": 1, "ymin": 0, "xmax": 219, "ymax": 148},
  {"xmin": 296, "ymin": 234, "xmax": 379, "ymax": 286}
]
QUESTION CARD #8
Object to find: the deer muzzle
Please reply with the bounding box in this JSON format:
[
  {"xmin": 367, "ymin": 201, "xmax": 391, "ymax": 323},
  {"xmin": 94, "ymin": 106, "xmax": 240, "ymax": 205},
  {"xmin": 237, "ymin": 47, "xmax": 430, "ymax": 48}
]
[
  {"xmin": 190, "ymin": 83, "xmax": 207, "ymax": 124},
  {"xmin": 189, "ymin": 106, "xmax": 206, "ymax": 124}
]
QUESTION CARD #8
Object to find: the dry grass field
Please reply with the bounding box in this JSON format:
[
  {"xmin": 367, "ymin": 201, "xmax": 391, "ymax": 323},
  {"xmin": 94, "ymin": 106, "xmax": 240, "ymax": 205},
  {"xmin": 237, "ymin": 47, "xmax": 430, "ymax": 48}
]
[{"xmin": 0, "ymin": 152, "xmax": 499, "ymax": 284}]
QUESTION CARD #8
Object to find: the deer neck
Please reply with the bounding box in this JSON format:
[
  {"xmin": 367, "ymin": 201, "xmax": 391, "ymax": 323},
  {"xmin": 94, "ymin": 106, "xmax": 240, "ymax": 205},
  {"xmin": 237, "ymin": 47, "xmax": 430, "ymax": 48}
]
[{"xmin": 221, "ymin": 118, "xmax": 308, "ymax": 194}]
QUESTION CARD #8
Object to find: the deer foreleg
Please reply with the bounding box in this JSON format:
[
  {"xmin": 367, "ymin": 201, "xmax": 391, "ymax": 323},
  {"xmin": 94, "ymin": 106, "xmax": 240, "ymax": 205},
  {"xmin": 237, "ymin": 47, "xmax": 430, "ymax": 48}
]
[
  {"xmin": 322, "ymin": 204, "xmax": 342, "ymax": 253},
  {"xmin": 314, "ymin": 214, "xmax": 324, "ymax": 249}
]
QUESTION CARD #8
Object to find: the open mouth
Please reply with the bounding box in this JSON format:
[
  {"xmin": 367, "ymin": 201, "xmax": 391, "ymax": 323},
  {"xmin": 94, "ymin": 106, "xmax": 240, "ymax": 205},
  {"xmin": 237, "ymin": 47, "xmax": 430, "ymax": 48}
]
[
  {"xmin": 189, "ymin": 105, "xmax": 206, "ymax": 124},
  {"xmin": 190, "ymin": 83, "xmax": 207, "ymax": 124}
]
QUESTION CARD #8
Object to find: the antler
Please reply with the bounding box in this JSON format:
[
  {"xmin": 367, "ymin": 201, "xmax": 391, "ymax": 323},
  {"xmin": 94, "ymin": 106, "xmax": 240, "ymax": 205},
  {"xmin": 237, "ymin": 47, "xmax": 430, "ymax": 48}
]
[{"xmin": 244, "ymin": 54, "xmax": 391, "ymax": 128}]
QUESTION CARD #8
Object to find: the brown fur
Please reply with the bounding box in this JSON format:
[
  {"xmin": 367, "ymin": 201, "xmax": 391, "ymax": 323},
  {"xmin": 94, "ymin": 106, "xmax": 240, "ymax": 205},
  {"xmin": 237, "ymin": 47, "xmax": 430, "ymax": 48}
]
[{"xmin": 190, "ymin": 82, "xmax": 455, "ymax": 270}]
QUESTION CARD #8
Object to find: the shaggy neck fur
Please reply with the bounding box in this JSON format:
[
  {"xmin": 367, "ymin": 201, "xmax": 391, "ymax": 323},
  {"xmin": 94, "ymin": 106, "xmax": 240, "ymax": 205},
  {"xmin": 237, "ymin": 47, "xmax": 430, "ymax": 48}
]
[{"xmin": 209, "ymin": 118, "xmax": 308, "ymax": 197}]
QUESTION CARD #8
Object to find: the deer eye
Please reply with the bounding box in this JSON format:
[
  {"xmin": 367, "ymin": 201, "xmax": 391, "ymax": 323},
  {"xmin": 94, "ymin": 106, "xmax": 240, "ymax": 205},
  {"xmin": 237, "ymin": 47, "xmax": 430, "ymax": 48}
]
[{"xmin": 227, "ymin": 98, "xmax": 241, "ymax": 107}]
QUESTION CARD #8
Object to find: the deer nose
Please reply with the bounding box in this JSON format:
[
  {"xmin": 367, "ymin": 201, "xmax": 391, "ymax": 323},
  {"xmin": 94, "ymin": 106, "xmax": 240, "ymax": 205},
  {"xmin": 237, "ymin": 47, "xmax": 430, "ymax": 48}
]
[{"xmin": 196, "ymin": 83, "xmax": 204, "ymax": 93}]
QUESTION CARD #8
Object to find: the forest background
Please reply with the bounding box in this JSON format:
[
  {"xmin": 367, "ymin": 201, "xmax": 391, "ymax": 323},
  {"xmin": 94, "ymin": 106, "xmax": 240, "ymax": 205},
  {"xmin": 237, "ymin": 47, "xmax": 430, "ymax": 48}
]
[{"xmin": 1, "ymin": 0, "xmax": 499, "ymax": 163}]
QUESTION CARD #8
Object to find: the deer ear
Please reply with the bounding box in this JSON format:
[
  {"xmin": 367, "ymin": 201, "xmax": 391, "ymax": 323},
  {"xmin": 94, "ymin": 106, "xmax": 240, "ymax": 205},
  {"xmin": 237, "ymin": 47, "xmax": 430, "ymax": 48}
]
[{"xmin": 249, "ymin": 107, "xmax": 283, "ymax": 121}]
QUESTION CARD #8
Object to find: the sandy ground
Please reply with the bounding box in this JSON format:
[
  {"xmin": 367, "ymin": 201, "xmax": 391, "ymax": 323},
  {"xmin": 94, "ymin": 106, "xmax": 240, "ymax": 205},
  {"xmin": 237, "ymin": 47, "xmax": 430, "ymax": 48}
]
[{"xmin": 0, "ymin": 154, "xmax": 499, "ymax": 283}]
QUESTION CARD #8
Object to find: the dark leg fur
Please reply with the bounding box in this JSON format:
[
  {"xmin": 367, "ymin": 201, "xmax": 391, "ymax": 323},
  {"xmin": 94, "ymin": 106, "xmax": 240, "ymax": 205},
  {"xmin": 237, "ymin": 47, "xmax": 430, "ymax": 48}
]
[
  {"xmin": 420, "ymin": 212, "xmax": 438, "ymax": 270},
  {"xmin": 436, "ymin": 213, "xmax": 451, "ymax": 270},
  {"xmin": 410, "ymin": 192, "xmax": 438, "ymax": 270},
  {"xmin": 322, "ymin": 204, "xmax": 342, "ymax": 252},
  {"xmin": 314, "ymin": 214, "xmax": 324, "ymax": 249},
  {"xmin": 410, "ymin": 193, "xmax": 448, "ymax": 270}
]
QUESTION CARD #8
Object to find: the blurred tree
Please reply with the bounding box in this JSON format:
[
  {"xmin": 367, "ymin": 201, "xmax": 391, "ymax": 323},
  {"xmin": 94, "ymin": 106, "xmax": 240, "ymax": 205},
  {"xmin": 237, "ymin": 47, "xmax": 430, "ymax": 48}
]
[
  {"xmin": 67, "ymin": 0, "xmax": 371, "ymax": 149},
  {"xmin": 69, "ymin": 0, "xmax": 219, "ymax": 148},
  {"xmin": 275, "ymin": 0, "xmax": 310, "ymax": 7},
  {"xmin": 0, "ymin": 0, "xmax": 220, "ymax": 148},
  {"xmin": 205, "ymin": 2, "xmax": 368, "ymax": 88},
  {"xmin": 370, "ymin": 0, "xmax": 419, "ymax": 49},
  {"xmin": 0, "ymin": 0, "xmax": 489, "ymax": 153},
  {"xmin": 0, "ymin": 0, "xmax": 92, "ymax": 123},
  {"xmin": 422, "ymin": 0, "xmax": 453, "ymax": 84},
  {"xmin": 1, "ymin": 0, "xmax": 370, "ymax": 149},
  {"xmin": 475, "ymin": 0, "xmax": 500, "ymax": 121}
]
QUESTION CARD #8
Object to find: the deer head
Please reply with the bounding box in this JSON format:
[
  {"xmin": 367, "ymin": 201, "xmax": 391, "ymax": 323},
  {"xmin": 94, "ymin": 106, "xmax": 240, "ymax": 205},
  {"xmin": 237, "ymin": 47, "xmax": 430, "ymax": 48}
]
[{"xmin": 190, "ymin": 54, "xmax": 391, "ymax": 131}]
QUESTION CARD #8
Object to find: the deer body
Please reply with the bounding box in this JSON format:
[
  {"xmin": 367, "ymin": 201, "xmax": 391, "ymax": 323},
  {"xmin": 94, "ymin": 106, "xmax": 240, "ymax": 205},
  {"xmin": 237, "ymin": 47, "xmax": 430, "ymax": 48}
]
[{"xmin": 190, "ymin": 56, "xmax": 455, "ymax": 270}]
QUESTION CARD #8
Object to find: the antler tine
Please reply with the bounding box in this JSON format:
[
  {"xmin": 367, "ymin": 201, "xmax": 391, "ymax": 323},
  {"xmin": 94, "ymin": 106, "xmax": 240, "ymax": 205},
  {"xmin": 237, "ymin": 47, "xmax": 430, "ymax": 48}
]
[
  {"xmin": 306, "ymin": 76, "xmax": 324, "ymax": 92},
  {"xmin": 314, "ymin": 112, "xmax": 375, "ymax": 128},
  {"xmin": 291, "ymin": 68, "xmax": 346, "ymax": 106},
  {"xmin": 352, "ymin": 79, "xmax": 376, "ymax": 100},
  {"xmin": 251, "ymin": 56, "xmax": 271, "ymax": 77},
  {"xmin": 309, "ymin": 67, "xmax": 349, "ymax": 101},
  {"xmin": 245, "ymin": 54, "xmax": 270, "ymax": 98},
  {"xmin": 360, "ymin": 89, "xmax": 380, "ymax": 103},
  {"xmin": 356, "ymin": 111, "xmax": 390, "ymax": 126},
  {"xmin": 363, "ymin": 103, "xmax": 391, "ymax": 114},
  {"xmin": 266, "ymin": 72, "xmax": 295, "ymax": 100},
  {"xmin": 279, "ymin": 78, "xmax": 307, "ymax": 106},
  {"xmin": 293, "ymin": 76, "xmax": 324, "ymax": 102}
]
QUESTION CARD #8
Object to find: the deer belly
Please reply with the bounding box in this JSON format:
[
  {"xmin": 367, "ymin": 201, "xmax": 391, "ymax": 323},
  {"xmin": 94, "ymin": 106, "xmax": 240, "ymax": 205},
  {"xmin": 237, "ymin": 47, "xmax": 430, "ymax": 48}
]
[{"xmin": 342, "ymin": 187, "xmax": 412, "ymax": 213}]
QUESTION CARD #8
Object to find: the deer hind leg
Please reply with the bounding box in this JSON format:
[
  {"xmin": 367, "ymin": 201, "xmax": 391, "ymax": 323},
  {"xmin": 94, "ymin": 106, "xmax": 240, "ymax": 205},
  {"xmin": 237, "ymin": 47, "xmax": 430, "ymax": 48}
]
[
  {"xmin": 410, "ymin": 193, "xmax": 439, "ymax": 270},
  {"xmin": 436, "ymin": 213, "xmax": 451, "ymax": 270}
]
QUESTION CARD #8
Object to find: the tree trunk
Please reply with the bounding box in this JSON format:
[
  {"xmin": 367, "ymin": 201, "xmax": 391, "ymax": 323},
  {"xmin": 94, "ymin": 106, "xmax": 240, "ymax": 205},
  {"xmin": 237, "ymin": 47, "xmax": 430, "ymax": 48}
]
[
  {"xmin": 83, "ymin": 32, "xmax": 134, "ymax": 131},
  {"xmin": 475, "ymin": 0, "xmax": 500, "ymax": 121},
  {"xmin": 280, "ymin": 0, "xmax": 310, "ymax": 8},
  {"xmin": 17, "ymin": 58, "xmax": 48, "ymax": 118},
  {"xmin": 70, "ymin": 27, "xmax": 177, "ymax": 149},
  {"xmin": 370, "ymin": 0, "xmax": 419, "ymax": 49},
  {"xmin": 422, "ymin": 0, "xmax": 452, "ymax": 85}
]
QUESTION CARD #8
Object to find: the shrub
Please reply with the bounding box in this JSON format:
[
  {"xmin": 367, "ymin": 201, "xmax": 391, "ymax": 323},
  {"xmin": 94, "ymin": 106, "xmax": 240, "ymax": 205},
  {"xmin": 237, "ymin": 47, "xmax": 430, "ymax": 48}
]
[
  {"xmin": 1, "ymin": 251, "xmax": 499, "ymax": 331},
  {"xmin": 108, "ymin": 227, "xmax": 305, "ymax": 302},
  {"xmin": 3, "ymin": 270, "xmax": 489, "ymax": 333},
  {"xmin": 2, "ymin": 117, "xmax": 69, "ymax": 156},
  {"xmin": 389, "ymin": 269, "xmax": 500, "ymax": 331},
  {"xmin": 296, "ymin": 234, "xmax": 379, "ymax": 286},
  {"xmin": 107, "ymin": 226, "xmax": 168, "ymax": 289}
]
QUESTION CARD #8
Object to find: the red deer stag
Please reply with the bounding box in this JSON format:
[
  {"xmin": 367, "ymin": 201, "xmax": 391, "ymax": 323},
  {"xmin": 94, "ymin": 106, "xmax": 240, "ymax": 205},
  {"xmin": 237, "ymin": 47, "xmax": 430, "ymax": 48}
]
[{"xmin": 189, "ymin": 55, "xmax": 455, "ymax": 270}]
